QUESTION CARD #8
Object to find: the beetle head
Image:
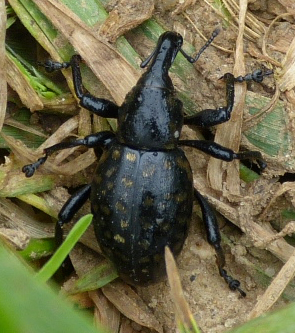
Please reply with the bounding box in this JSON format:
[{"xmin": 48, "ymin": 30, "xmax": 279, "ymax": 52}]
[{"xmin": 141, "ymin": 31, "xmax": 183, "ymax": 72}]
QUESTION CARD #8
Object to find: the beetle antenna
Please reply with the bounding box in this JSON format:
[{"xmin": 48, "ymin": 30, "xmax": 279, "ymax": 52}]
[
  {"xmin": 180, "ymin": 28, "xmax": 220, "ymax": 63},
  {"xmin": 140, "ymin": 47, "xmax": 157, "ymax": 68}
]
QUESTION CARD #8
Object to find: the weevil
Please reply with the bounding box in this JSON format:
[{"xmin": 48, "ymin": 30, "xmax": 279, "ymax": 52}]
[{"xmin": 23, "ymin": 30, "xmax": 272, "ymax": 296}]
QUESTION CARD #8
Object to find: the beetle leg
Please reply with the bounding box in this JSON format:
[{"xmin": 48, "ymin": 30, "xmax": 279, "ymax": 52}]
[
  {"xmin": 184, "ymin": 69, "xmax": 272, "ymax": 127},
  {"xmin": 179, "ymin": 140, "xmax": 266, "ymax": 171},
  {"xmin": 194, "ymin": 189, "xmax": 246, "ymax": 297},
  {"xmin": 55, "ymin": 184, "xmax": 92, "ymax": 246},
  {"xmin": 184, "ymin": 73, "xmax": 235, "ymax": 127},
  {"xmin": 22, "ymin": 131, "xmax": 115, "ymax": 177},
  {"xmin": 40, "ymin": 55, "xmax": 119, "ymax": 118},
  {"xmin": 55, "ymin": 184, "xmax": 91, "ymax": 274}
]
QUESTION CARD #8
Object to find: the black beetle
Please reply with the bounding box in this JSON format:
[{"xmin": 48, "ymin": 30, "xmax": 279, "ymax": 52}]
[{"xmin": 23, "ymin": 30, "xmax": 271, "ymax": 296}]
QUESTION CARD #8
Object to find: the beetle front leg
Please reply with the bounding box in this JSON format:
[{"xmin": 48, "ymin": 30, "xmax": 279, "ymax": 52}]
[
  {"xmin": 22, "ymin": 131, "xmax": 115, "ymax": 177},
  {"xmin": 194, "ymin": 189, "xmax": 246, "ymax": 297},
  {"xmin": 179, "ymin": 140, "xmax": 266, "ymax": 171},
  {"xmin": 41, "ymin": 55, "xmax": 119, "ymax": 118},
  {"xmin": 184, "ymin": 69, "xmax": 272, "ymax": 127}
]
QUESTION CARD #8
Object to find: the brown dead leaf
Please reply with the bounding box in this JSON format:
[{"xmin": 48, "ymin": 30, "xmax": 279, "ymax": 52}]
[
  {"xmin": 102, "ymin": 280, "xmax": 163, "ymax": 333},
  {"xmin": 32, "ymin": 0, "xmax": 140, "ymax": 105},
  {"xmin": 119, "ymin": 318, "xmax": 140, "ymax": 333},
  {"xmin": 67, "ymin": 291, "xmax": 94, "ymax": 309},
  {"xmin": 90, "ymin": 290, "xmax": 121, "ymax": 333},
  {"xmin": 100, "ymin": 0, "xmax": 154, "ymax": 42},
  {"xmin": 0, "ymin": 227, "xmax": 30, "ymax": 250}
]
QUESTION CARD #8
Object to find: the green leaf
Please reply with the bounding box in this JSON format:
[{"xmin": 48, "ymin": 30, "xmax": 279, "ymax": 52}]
[
  {"xmin": 227, "ymin": 302, "xmax": 295, "ymax": 333},
  {"xmin": 18, "ymin": 238, "xmax": 55, "ymax": 260},
  {"xmin": 36, "ymin": 214, "xmax": 93, "ymax": 283},
  {"xmin": 0, "ymin": 241, "xmax": 107, "ymax": 333},
  {"xmin": 69, "ymin": 261, "xmax": 118, "ymax": 294}
]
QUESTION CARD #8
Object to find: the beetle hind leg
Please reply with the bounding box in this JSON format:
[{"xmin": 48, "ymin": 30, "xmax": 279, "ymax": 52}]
[
  {"xmin": 55, "ymin": 184, "xmax": 92, "ymax": 274},
  {"xmin": 194, "ymin": 189, "xmax": 246, "ymax": 297}
]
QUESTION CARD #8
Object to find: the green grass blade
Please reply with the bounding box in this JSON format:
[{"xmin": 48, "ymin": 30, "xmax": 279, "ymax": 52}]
[
  {"xmin": 0, "ymin": 241, "xmax": 107, "ymax": 333},
  {"xmin": 36, "ymin": 214, "xmax": 93, "ymax": 283}
]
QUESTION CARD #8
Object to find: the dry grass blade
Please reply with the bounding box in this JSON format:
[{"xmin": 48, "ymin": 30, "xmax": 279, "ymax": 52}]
[
  {"xmin": 207, "ymin": 0, "xmax": 248, "ymax": 194},
  {"xmin": 32, "ymin": 0, "xmax": 140, "ymax": 105},
  {"xmin": 205, "ymin": 0, "xmax": 265, "ymax": 40},
  {"xmin": 102, "ymin": 280, "xmax": 163, "ymax": 333},
  {"xmin": 37, "ymin": 116, "xmax": 79, "ymax": 153},
  {"xmin": 261, "ymin": 12, "xmax": 293, "ymax": 68},
  {"xmin": 0, "ymin": 1, "xmax": 6, "ymax": 132},
  {"xmin": 165, "ymin": 247, "xmax": 200, "ymax": 333},
  {"xmin": 0, "ymin": 197, "xmax": 54, "ymax": 238},
  {"xmin": 248, "ymin": 247, "xmax": 295, "ymax": 319},
  {"xmin": 89, "ymin": 290, "xmax": 121, "ymax": 333},
  {"xmin": 277, "ymin": 33, "xmax": 295, "ymax": 92},
  {"xmin": 6, "ymin": 53, "xmax": 43, "ymax": 111},
  {"xmin": 4, "ymin": 118, "xmax": 48, "ymax": 138}
]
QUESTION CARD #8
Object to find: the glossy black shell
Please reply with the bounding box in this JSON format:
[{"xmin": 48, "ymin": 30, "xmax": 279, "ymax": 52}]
[{"xmin": 91, "ymin": 141, "xmax": 193, "ymax": 285}]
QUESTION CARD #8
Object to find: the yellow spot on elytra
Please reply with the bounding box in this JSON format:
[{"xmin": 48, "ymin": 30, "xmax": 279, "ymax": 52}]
[
  {"xmin": 114, "ymin": 234, "xmax": 125, "ymax": 243},
  {"xmin": 115, "ymin": 201, "xmax": 126, "ymax": 212},
  {"xmin": 139, "ymin": 239, "xmax": 150, "ymax": 250},
  {"xmin": 144, "ymin": 196, "xmax": 154, "ymax": 206},
  {"xmin": 164, "ymin": 159, "xmax": 173, "ymax": 170},
  {"xmin": 100, "ymin": 205, "xmax": 111, "ymax": 216},
  {"xmin": 106, "ymin": 166, "xmax": 116, "ymax": 177},
  {"xmin": 175, "ymin": 192, "xmax": 187, "ymax": 202},
  {"xmin": 139, "ymin": 256, "xmax": 150, "ymax": 264},
  {"xmin": 164, "ymin": 193, "xmax": 172, "ymax": 200},
  {"xmin": 95, "ymin": 175, "xmax": 102, "ymax": 184},
  {"xmin": 142, "ymin": 165, "xmax": 155, "ymax": 177},
  {"xmin": 122, "ymin": 177, "xmax": 133, "ymax": 187},
  {"xmin": 120, "ymin": 219, "xmax": 129, "ymax": 229},
  {"xmin": 112, "ymin": 149, "xmax": 121, "ymax": 160},
  {"xmin": 126, "ymin": 152, "xmax": 136, "ymax": 162}
]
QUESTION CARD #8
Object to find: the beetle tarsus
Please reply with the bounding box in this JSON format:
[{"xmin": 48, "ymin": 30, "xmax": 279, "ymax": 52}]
[
  {"xmin": 220, "ymin": 269, "xmax": 246, "ymax": 297},
  {"xmin": 38, "ymin": 59, "xmax": 71, "ymax": 73},
  {"xmin": 22, "ymin": 156, "xmax": 47, "ymax": 177},
  {"xmin": 234, "ymin": 68, "xmax": 273, "ymax": 83}
]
